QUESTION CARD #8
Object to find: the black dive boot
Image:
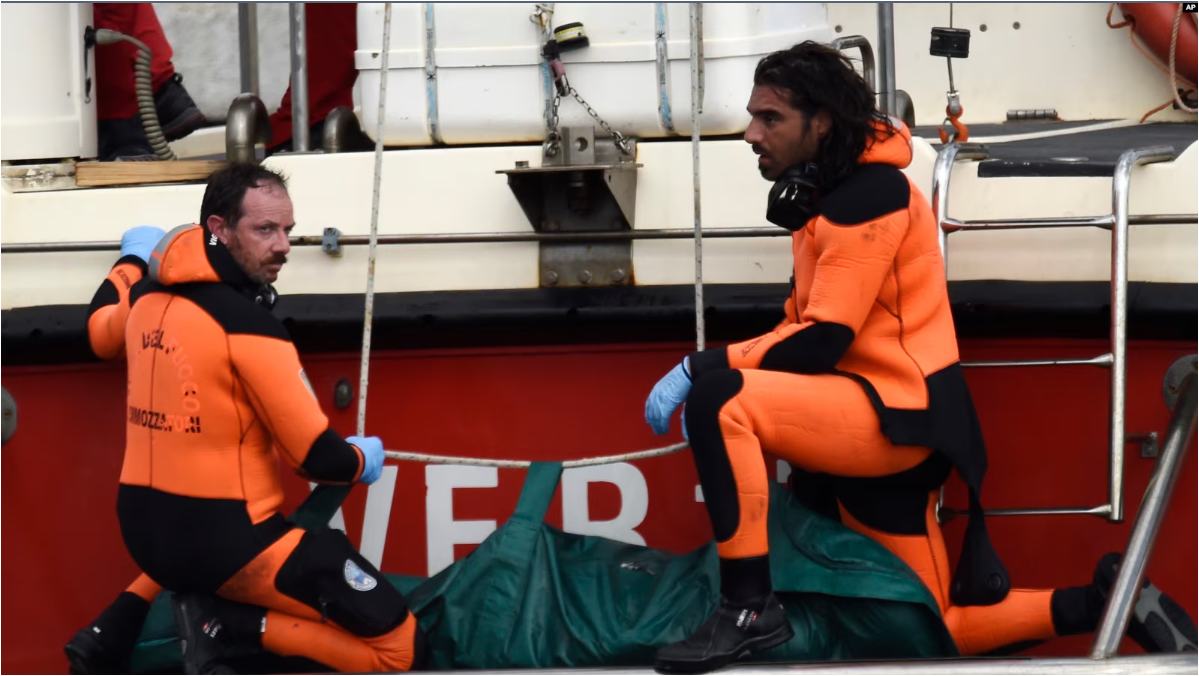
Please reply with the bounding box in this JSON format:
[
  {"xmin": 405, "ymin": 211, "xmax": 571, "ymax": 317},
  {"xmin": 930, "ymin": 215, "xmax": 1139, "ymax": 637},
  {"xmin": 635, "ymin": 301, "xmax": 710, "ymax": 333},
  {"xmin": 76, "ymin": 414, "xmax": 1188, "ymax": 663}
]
[
  {"xmin": 655, "ymin": 557, "xmax": 794, "ymax": 674},
  {"xmin": 1094, "ymin": 552, "xmax": 1197, "ymax": 652},
  {"xmin": 154, "ymin": 73, "xmax": 207, "ymax": 142},
  {"xmin": 172, "ymin": 593, "xmax": 266, "ymax": 675},
  {"xmin": 64, "ymin": 592, "xmax": 151, "ymax": 674}
]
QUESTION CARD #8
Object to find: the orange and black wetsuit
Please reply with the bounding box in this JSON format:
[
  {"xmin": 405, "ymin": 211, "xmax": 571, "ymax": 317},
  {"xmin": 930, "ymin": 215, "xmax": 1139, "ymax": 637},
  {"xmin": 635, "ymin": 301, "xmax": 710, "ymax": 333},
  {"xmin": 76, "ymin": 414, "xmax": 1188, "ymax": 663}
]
[
  {"xmin": 682, "ymin": 120, "xmax": 1098, "ymax": 655},
  {"xmin": 88, "ymin": 254, "xmax": 150, "ymax": 360},
  {"xmin": 116, "ymin": 224, "xmax": 419, "ymax": 672},
  {"xmin": 70, "ymin": 255, "xmax": 167, "ymax": 671}
]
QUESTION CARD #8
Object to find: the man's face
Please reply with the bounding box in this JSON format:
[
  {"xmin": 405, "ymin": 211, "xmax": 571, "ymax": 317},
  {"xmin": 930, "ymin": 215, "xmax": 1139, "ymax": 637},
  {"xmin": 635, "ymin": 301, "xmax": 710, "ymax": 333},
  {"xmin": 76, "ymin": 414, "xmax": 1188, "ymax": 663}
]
[
  {"xmin": 210, "ymin": 184, "xmax": 295, "ymax": 285},
  {"xmin": 744, "ymin": 84, "xmax": 829, "ymax": 181}
]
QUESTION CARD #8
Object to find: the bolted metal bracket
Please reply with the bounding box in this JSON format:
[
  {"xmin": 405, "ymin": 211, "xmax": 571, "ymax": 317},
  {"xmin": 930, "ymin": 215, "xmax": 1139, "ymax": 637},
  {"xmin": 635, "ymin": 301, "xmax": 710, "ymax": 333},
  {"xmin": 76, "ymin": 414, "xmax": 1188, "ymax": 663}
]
[
  {"xmin": 2, "ymin": 387, "xmax": 16, "ymax": 446},
  {"xmin": 1127, "ymin": 432, "xmax": 1160, "ymax": 459},
  {"xmin": 497, "ymin": 126, "xmax": 640, "ymax": 288},
  {"xmin": 540, "ymin": 242, "xmax": 630, "ymax": 289},
  {"xmin": 1162, "ymin": 354, "xmax": 1197, "ymax": 413},
  {"xmin": 322, "ymin": 227, "xmax": 342, "ymax": 256}
]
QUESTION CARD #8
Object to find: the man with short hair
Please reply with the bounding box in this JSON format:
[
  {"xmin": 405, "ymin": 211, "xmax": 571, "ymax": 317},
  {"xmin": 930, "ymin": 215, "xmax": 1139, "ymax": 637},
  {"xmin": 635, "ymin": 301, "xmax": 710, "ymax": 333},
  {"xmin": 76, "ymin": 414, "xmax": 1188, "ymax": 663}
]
[
  {"xmin": 114, "ymin": 163, "xmax": 423, "ymax": 673},
  {"xmin": 644, "ymin": 41, "xmax": 1195, "ymax": 674}
]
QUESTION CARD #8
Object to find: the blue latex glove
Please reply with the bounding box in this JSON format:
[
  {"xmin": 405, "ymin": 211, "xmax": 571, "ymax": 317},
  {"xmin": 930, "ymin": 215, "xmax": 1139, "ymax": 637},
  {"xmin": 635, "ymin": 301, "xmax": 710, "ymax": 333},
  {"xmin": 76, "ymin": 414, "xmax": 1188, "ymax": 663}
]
[
  {"xmin": 347, "ymin": 435, "xmax": 384, "ymax": 485},
  {"xmin": 681, "ymin": 406, "xmax": 690, "ymax": 443},
  {"xmin": 645, "ymin": 357, "xmax": 692, "ymax": 435},
  {"xmin": 120, "ymin": 225, "xmax": 167, "ymax": 264}
]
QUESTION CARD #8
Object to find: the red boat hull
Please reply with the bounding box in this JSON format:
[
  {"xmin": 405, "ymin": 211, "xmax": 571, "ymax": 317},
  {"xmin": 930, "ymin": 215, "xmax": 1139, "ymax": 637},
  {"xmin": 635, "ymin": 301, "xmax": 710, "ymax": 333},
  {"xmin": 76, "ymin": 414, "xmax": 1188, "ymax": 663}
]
[{"xmin": 2, "ymin": 337, "xmax": 1195, "ymax": 673}]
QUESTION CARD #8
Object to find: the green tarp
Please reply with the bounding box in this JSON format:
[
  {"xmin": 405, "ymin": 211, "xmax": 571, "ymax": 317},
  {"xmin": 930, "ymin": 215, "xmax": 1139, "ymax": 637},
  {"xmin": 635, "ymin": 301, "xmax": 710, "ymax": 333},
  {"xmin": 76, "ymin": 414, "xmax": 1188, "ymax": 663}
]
[{"xmin": 132, "ymin": 462, "xmax": 957, "ymax": 672}]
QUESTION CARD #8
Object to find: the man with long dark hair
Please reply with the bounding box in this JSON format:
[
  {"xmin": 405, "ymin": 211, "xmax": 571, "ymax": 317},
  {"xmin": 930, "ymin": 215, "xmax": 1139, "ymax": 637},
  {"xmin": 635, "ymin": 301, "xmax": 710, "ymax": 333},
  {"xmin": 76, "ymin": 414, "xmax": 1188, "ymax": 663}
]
[{"xmin": 644, "ymin": 41, "xmax": 1195, "ymax": 673}]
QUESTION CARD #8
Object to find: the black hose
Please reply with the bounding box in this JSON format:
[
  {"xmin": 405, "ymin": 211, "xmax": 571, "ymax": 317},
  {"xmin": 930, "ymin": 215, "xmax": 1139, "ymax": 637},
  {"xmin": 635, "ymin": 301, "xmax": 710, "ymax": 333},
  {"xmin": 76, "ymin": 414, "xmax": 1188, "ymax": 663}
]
[{"xmin": 94, "ymin": 28, "xmax": 176, "ymax": 161}]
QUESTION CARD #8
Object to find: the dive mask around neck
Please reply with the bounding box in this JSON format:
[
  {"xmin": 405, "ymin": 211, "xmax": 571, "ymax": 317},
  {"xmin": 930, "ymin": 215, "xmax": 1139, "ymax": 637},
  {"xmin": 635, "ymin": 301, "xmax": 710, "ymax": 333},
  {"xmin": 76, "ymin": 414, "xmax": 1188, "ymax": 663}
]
[{"xmin": 765, "ymin": 162, "xmax": 822, "ymax": 231}]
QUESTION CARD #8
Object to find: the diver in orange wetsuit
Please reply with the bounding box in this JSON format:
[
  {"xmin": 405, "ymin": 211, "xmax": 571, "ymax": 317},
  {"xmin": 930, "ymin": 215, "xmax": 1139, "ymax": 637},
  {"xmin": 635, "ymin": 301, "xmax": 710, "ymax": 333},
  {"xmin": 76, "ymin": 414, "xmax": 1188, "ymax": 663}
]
[
  {"xmin": 644, "ymin": 41, "xmax": 1197, "ymax": 674},
  {"xmin": 68, "ymin": 165, "xmax": 425, "ymax": 674},
  {"xmin": 110, "ymin": 163, "xmax": 423, "ymax": 674}
]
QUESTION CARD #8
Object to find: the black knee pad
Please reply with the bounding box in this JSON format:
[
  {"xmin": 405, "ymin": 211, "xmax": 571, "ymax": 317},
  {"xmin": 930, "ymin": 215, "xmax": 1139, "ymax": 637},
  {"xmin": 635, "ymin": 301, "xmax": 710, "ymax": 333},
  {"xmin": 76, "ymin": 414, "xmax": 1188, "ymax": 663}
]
[
  {"xmin": 835, "ymin": 452, "xmax": 953, "ymax": 535},
  {"xmin": 788, "ymin": 467, "xmax": 842, "ymax": 524},
  {"xmin": 275, "ymin": 528, "xmax": 409, "ymax": 638}
]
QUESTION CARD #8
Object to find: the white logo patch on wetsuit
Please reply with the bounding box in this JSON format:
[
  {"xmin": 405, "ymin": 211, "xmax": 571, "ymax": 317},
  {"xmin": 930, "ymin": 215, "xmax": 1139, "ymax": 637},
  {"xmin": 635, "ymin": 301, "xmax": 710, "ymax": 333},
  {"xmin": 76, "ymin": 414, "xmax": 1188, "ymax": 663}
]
[{"xmin": 344, "ymin": 559, "xmax": 378, "ymax": 592}]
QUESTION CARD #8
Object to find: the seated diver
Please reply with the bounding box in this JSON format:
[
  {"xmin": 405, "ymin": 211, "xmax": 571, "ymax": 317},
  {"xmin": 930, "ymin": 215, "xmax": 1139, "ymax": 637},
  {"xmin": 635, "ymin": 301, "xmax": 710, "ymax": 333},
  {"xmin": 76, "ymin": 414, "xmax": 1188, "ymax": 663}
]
[
  {"xmin": 113, "ymin": 163, "xmax": 426, "ymax": 674},
  {"xmin": 643, "ymin": 41, "xmax": 1198, "ymax": 674}
]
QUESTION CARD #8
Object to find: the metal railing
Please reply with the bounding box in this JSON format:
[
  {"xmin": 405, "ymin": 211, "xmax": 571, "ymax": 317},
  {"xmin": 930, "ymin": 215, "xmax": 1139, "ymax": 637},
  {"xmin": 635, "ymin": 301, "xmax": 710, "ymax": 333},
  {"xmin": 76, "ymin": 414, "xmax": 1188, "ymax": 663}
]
[
  {"xmin": 932, "ymin": 142, "xmax": 1195, "ymax": 525},
  {"xmin": 1091, "ymin": 372, "xmax": 1197, "ymax": 658},
  {"xmin": 831, "ymin": 35, "xmax": 877, "ymax": 97},
  {"xmin": 237, "ymin": 3, "xmax": 259, "ymax": 98},
  {"xmin": 876, "ymin": 3, "xmax": 896, "ymax": 115},
  {"xmin": 8, "ymin": 213, "xmax": 1196, "ymax": 255},
  {"xmin": 288, "ymin": 2, "xmax": 310, "ymax": 152}
]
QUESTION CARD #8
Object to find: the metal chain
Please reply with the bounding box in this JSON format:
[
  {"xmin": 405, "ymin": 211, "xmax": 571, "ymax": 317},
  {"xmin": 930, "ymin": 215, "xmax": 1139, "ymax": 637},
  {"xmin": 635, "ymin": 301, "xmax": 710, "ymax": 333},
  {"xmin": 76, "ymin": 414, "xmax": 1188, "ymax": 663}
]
[
  {"xmin": 546, "ymin": 92, "xmax": 562, "ymax": 156},
  {"xmin": 546, "ymin": 85, "xmax": 633, "ymax": 157},
  {"xmin": 568, "ymin": 86, "xmax": 632, "ymax": 153}
]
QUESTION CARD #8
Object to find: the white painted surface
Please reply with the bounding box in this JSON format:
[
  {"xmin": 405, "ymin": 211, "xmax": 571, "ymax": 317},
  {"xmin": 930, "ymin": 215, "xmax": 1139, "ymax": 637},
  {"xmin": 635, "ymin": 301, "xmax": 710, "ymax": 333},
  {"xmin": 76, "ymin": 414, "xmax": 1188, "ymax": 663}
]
[
  {"xmin": 826, "ymin": 2, "xmax": 1196, "ymax": 125},
  {"xmin": 148, "ymin": 2, "xmax": 1197, "ymax": 135},
  {"xmin": 354, "ymin": 2, "xmax": 833, "ymax": 144},
  {"xmin": 425, "ymin": 465, "xmax": 499, "ymax": 576},
  {"xmin": 561, "ymin": 463, "xmax": 649, "ymax": 546},
  {"xmin": 1, "ymin": 3, "xmax": 1195, "ymax": 309},
  {"xmin": 2, "ymin": 136, "xmax": 1196, "ymax": 310},
  {"xmin": 0, "ymin": 3, "xmax": 97, "ymax": 161},
  {"xmin": 4, "ymin": 2, "xmax": 1192, "ymax": 164}
]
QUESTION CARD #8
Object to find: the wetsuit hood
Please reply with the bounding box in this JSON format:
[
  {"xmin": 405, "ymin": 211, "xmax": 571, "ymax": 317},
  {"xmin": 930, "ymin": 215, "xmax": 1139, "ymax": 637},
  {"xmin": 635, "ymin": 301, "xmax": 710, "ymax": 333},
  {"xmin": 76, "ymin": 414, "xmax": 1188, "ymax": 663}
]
[
  {"xmin": 858, "ymin": 115, "xmax": 913, "ymax": 169},
  {"xmin": 766, "ymin": 116, "xmax": 913, "ymax": 231},
  {"xmin": 148, "ymin": 223, "xmax": 278, "ymax": 309}
]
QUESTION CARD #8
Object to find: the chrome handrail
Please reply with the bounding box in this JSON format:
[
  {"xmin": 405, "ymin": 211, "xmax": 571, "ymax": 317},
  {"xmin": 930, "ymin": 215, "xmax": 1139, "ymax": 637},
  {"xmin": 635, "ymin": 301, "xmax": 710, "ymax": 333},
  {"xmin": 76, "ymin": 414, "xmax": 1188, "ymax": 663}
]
[
  {"xmin": 288, "ymin": 3, "xmax": 310, "ymax": 152},
  {"xmin": 831, "ymin": 35, "xmax": 877, "ymax": 96},
  {"xmin": 933, "ymin": 143, "xmax": 1179, "ymax": 524},
  {"xmin": 237, "ymin": 3, "xmax": 259, "ymax": 97},
  {"xmin": 876, "ymin": 3, "xmax": 896, "ymax": 115},
  {"xmin": 1091, "ymin": 372, "xmax": 1197, "ymax": 658},
  {"xmin": 8, "ymin": 215, "xmax": 1197, "ymax": 254}
]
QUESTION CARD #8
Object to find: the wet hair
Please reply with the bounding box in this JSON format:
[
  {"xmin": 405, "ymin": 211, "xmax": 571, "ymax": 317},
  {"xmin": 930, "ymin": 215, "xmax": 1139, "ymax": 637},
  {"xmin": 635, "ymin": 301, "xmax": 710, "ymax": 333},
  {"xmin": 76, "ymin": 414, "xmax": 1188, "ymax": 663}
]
[
  {"xmin": 753, "ymin": 41, "xmax": 895, "ymax": 187},
  {"xmin": 199, "ymin": 162, "xmax": 290, "ymax": 229}
]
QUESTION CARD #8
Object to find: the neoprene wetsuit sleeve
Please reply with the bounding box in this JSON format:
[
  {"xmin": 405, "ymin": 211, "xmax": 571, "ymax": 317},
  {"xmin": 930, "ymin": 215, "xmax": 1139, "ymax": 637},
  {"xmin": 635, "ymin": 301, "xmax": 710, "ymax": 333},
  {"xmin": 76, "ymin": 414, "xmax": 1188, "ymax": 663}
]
[
  {"xmin": 228, "ymin": 334, "xmax": 366, "ymax": 484},
  {"xmin": 773, "ymin": 274, "xmax": 799, "ymax": 332},
  {"xmin": 86, "ymin": 255, "xmax": 147, "ymax": 359},
  {"xmin": 689, "ymin": 208, "xmax": 908, "ymax": 379}
]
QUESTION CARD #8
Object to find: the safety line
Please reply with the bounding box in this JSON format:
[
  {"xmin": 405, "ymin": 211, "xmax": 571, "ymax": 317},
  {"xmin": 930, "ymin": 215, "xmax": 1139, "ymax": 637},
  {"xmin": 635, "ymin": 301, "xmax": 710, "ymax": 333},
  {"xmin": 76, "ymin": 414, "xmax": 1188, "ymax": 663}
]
[
  {"xmin": 357, "ymin": 3, "xmax": 394, "ymax": 437},
  {"xmin": 383, "ymin": 442, "xmax": 690, "ymax": 469}
]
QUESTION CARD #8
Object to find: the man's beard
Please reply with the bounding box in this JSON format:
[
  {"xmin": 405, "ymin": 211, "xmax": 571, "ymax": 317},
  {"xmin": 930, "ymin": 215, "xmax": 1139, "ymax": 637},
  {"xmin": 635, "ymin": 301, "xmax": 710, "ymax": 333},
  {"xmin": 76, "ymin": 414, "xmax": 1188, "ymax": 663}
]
[{"xmin": 227, "ymin": 237, "xmax": 286, "ymax": 285}]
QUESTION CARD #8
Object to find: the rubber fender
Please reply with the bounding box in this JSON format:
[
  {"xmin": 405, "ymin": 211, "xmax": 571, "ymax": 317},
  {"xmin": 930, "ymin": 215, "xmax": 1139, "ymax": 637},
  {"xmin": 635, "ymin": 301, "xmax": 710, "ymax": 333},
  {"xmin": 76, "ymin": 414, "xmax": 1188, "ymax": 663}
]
[{"xmin": 1118, "ymin": 2, "xmax": 1197, "ymax": 86}]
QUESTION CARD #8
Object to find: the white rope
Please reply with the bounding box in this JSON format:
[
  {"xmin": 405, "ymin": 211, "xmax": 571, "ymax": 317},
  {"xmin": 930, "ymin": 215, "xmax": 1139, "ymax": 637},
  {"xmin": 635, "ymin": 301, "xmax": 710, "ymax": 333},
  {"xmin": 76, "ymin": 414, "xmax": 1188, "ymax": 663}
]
[
  {"xmin": 357, "ymin": 3, "xmax": 393, "ymax": 437},
  {"xmin": 690, "ymin": 2, "xmax": 705, "ymax": 352},
  {"xmin": 357, "ymin": 3, "xmax": 696, "ymax": 469},
  {"xmin": 1169, "ymin": 2, "xmax": 1198, "ymax": 114},
  {"xmin": 384, "ymin": 442, "xmax": 690, "ymax": 469}
]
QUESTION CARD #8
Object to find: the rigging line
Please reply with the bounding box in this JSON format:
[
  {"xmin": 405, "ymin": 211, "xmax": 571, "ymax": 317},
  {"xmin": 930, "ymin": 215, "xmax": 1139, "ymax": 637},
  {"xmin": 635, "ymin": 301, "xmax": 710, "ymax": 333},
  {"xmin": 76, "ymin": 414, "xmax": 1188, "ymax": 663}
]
[{"xmin": 357, "ymin": 2, "xmax": 394, "ymax": 437}]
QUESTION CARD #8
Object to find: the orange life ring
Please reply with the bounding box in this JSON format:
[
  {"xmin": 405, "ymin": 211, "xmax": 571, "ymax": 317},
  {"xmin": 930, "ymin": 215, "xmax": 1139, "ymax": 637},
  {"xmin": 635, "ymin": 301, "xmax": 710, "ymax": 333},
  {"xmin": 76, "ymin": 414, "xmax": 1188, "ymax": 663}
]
[{"xmin": 1118, "ymin": 2, "xmax": 1197, "ymax": 86}]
